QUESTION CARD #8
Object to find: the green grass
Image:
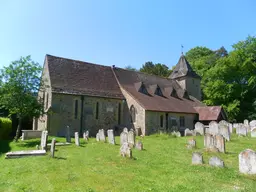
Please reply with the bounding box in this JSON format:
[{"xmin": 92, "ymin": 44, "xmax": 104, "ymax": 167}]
[{"xmin": 0, "ymin": 134, "xmax": 256, "ymax": 192}]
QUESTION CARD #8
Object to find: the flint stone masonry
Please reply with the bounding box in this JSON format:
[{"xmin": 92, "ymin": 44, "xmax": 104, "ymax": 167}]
[
  {"xmin": 209, "ymin": 156, "xmax": 224, "ymax": 168},
  {"xmin": 120, "ymin": 142, "xmax": 132, "ymax": 158},
  {"xmin": 251, "ymin": 128, "xmax": 256, "ymax": 137},
  {"xmin": 128, "ymin": 129, "xmax": 135, "ymax": 147},
  {"xmin": 107, "ymin": 129, "xmax": 115, "ymax": 145},
  {"xmin": 75, "ymin": 132, "xmax": 80, "ymax": 146},
  {"xmin": 40, "ymin": 131, "xmax": 48, "ymax": 150},
  {"xmin": 21, "ymin": 130, "xmax": 42, "ymax": 140},
  {"xmin": 215, "ymin": 134, "xmax": 225, "ymax": 153},
  {"xmin": 184, "ymin": 128, "xmax": 194, "ymax": 136},
  {"xmin": 135, "ymin": 141, "xmax": 143, "ymax": 150},
  {"xmin": 209, "ymin": 121, "xmax": 219, "ymax": 135},
  {"xmin": 219, "ymin": 122, "xmax": 230, "ymax": 141},
  {"xmin": 239, "ymin": 149, "xmax": 256, "ymax": 174},
  {"xmin": 192, "ymin": 152, "xmax": 203, "ymax": 165},
  {"xmin": 120, "ymin": 128, "xmax": 128, "ymax": 145},
  {"xmin": 66, "ymin": 126, "xmax": 71, "ymax": 143},
  {"xmin": 195, "ymin": 122, "xmax": 204, "ymax": 135},
  {"xmin": 50, "ymin": 138, "xmax": 56, "ymax": 158},
  {"xmin": 5, "ymin": 150, "xmax": 46, "ymax": 159}
]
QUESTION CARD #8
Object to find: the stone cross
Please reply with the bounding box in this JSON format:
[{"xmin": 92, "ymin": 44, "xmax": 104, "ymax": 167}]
[
  {"xmin": 74, "ymin": 132, "xmax": 80, "ymax": 146},
  {"xmin": 107, "ymin": 129, "xmax": 115, "ymax": 145},
  {"xmin": 209, "ymin": 121, "xmax": 219, "ymax": 135},
  {"xmin": 239, "ymin": 149, "xmax": 256, "ymax": 174},
  {"xmin": 66, "ymin": 126, "xmax": 71, "ymax": 143},
  {"xmin": 50, "ymin": 138, "xmax": 56, "ymax": 158},
  {"xmin": 40, "ymin": 131, "xmax": 48, "ymax": 151},
  {"xmin": 120, "ymin": 128, "xmax": 128, "ymax": 145},
  {"xmin": 195, "ymin": 122, "xmax": 204, "ymax": 136},
  {"xmin": 128, "ymin": 129, "xmax": 135, "ymax": 147},
  {"xmin": 192, "ymin": 152, "xmax": 203, "ymax": 165},
  {"xmin": 209, "ymin": 156, "xmax": 224, "ymax": 168}
]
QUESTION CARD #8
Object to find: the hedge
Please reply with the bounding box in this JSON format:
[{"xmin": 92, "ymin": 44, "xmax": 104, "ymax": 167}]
[{"xmin": 0, "ymin": 117, "xmax": 12, "ymax": 140}]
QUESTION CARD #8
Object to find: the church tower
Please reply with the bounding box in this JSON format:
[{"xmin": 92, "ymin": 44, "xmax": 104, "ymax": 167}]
[{"xmin": 169, "ymin": 54, "xmax": 202, "ymax": 101}]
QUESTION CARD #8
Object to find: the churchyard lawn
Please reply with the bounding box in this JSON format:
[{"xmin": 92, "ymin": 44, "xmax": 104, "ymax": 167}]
[{"xmin": 0, "ymin": 134, "xmax": 256, "ymax": 192}]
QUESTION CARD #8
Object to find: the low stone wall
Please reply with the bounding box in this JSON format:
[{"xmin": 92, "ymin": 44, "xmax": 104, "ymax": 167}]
[{"xmin": 21, "ymin": 130, "xmax": 42, "ymax": 140}]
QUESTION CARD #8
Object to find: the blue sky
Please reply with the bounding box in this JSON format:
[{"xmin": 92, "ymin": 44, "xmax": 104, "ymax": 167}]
[{"xmin": 0, "ymin": 0, "xmax": 255, "ymax": 69}]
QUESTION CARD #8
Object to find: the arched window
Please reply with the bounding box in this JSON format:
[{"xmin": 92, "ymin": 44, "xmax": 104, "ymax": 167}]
[{"xmin": 130, "ymin": 105, "xmax": 136, "ymax": 123}]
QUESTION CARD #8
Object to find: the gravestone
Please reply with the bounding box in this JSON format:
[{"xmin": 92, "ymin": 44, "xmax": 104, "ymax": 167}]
[
  {"xmin": 187, "ymin": 138, "xmax": 196, "ymax": 149},
  {"xmin": 209, "ymin": 121, "xmax": 219, "ymax": 135},
  {"xmin": 66, "ymin": 126, "xmax": 71, "ymax": 143},
  {"xmin": 50, "ymin": 138, "xmax": 56, "ymax": 158},
  {"xmin": 83, "ymin": 130, "xmax": 89, "ymax": 141},
  {"xmin": 120, "ymin": 142, "xmax": 132, "ymax": 158},
  {"xmin": 40, "ymin": 131, "xmax": 48, "ymax": 150},
  {"xmin": 184, "ymin": 128, "xmax": 194, "ymax": 136},
  {"xmin": 205, "ymin": 128, "xmax": 210, "ymax": 134},
  {"xmin": 107, "ymin": 129, "xmax": 115, "ymax": 145},
  {"xmin": 251, "ymin": 128, "xmax": 256, "ymax": 137},
  {"xmin": 96, "ymin": 133, "xmax": 100, "ymax": 141},
  {"xmin": 219, "ymin": 122, "xmax": 230, "ymax": 141},
  {"xmin": 239, "ymin": 149, "xmax": 256, "ymax": 174},
  {"xmin": 204, "ymin": 133, "xmax": 215, "ymax": 149},
  {"xmin": 215, "ymin": 134, "xmax": 225, "ymax": 153},
  {"xmin": 249, "ymin": 120, "xmax": 256, "ymax": 130},
  {"xmin": 228, "ymin": 123, "xmax": 233, "ymax": 134},
  {"xmin": 192, "ymin": 152, "xmax": 203, "ymax": 165},
  {"xmin": 128, "ymin": 129, "xmax": 135, "ymax": 147},
  {"xmin": 237, "ymin": 124, "xmax": 247, "ymax": 136},
  {"xmin": 209, "ymin": 156, "xmax": 224, "ymax": 168},
  {"xmin": 75, "ymin": 132, "xmax": 80, "ymax": 146},
  {"xmin": 244, "ymin": 119, "xmax": 249, "ymax": 126},
  {"xmin": 195, "ymin": 122, "xmax": 205, "ymax": 136},
  {"xmin": 99, "ymin": 129, "xmax": 106, "ymax": 142},
  {"xmin": 135, "ymin": 141, "xmax": 143, "ymax": 150},
  {"xmin": 120, "ymin": 128, "xmax": 128, "ymax": 145}
]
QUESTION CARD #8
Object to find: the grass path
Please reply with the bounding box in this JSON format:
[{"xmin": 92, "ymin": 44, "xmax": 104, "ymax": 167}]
[{"xmin": 0, "ymin": 134, "xmax": 256, "ymax": 192}]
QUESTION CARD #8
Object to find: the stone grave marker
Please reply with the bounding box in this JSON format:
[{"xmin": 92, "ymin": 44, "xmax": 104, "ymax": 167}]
[
  {"xmin": 96, "ymin": 133, "xmax": 100, "ymax": 141},
  {"xmin": 215, "ymin": 134, "xmax": 225, "ymax": 153},
  {"xmin": 107, "ymin": 129, "xmax": 115, "ymax": 145},
  {"xmin": 128, "ymin": 129, "xmax": 135, "ymax": 147},
  {"xmin": 120, "ymin": 142, "xmax": 132, "ymax": 158},
  {"xmin": 75, "ymin": 132, "xmax": 80, "ymax": 146},
  {"xmin": 99, "ymin": 129, "xmax": 106, "ymax": 142},
  {"xmin": 251, "ymin": 128, "xmax": 256, "ymax": 137},
  {"xmin": 50, "ymin": 138, "xmax": 56, "ymax": 158},
  {"xmin": 204, "ymin": 133, "xmax": 215, "ymax": 149},
  {"xmin": 83, "ymin": 130, "xmax": 89, "ymax": 141},
  {"xmin": 239, "ymin": 149, "xmax": 256, "ymax": 174},
  {"xmin": 195, "ymin": 122, "xmax": 204, "ymax": 136},
  {"xmin": 184, "ymin": 128, "xmax": 194, "ymax": 136},
  {"xmin": 205, "ymin": 128, "xmax": 209, "ymax": 134},
  {"xmin": 40, "ymin": 131, "xmax": 48, "ymax": 151},
  {"xmin": 249, "ymin": 120, "xmax": 256, "ymax": 130},
  {"xmin": 192, "ymin": 152, "xmax": 203, "ymax": 165},
  {"xmin": 209, "ymin": 156, "xmax": 224, "ymax": 168},
  {"xmin": 120, "ymin": 128, "xmax": 128, "ymax": 145},
  {"xmin": 135, "ymin": 141, "xmax": 143, "ymax": 150},
  {"xmin": 66, "ymin": 126, "xmax": 71, "ymax": 143},
  {"xmin": 244, "ymin": 119, "xmax": 249, "ymax": 126},
  {"xmin": 228, "ymin": 123, "xmax": 233, "ymax": 134},
  {"xmin": 237, "ymin": 124, "xmax": 247, "ymax": 136},
  {"xmin": 219, "ymin": 122, "xmax": 230, "ymax": 141},
  {"xmin": 209, "ymin": 121, "xmax": 219, "ymax": 135},
  {"xmin": 187, "ymin": 138, "xmax": 196, "ymax": 149}
]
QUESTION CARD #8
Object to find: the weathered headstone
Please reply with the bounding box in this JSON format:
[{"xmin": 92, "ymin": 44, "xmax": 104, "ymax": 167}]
[
  {"xmin": 215, "ymin": 134, "xmax": 225, "ymax": 153},
  {"xmin": 96, "ymin": 133, "xmax": 100, "ymax": 141},
  {"xmin": 244, "ymin": 119, "xmax": 249, "ymax": 126},
  {"xmin": 184, "ymin": 128, "xmax": 194, "ymax": 136},
  {"xmin": 128, "ymin": 129, "xmax": 135, "ymax": 147},
  {"xmin": 98, "ymin": 129, "xmax": 106, "ymax": 142},
  {"xmin": 50, "ymin": 138, "xmax": 56, "ymax": 158},
  {"xmin": 192, "ymin": 152, "xmax": 203, "ymax": 165},
  {"xmin": 239, "ymin": 149, "xmax": 256, "ymax": 174},
  {"xmin": 195, "ymin": 122, "xmax": 204, "ymax": 136},
  {"xmin": 249, "ymin": 120, "xmax": 256, "ymax": 131},
  {"xmin": 120, "ymin": 128, "xmax": 128, "ymax": 145},
  {"xmin": 205, "ymin": 128, "xmax": 210, "ymax": 134},
  {"xmin": 209, "ymin": 121, "xmax": 219, "ymax": 135},
  {"xmin": 219, "ymin": 122, "xmax": 230, "ymax": 141},
  {"xmin": 187, "ymin": 138, "xmax": 196, "ymax": 149},
  {"xmin": 66, "ymin": 126, "xmax": 71, "ymax": 143},
  {"xmin": 237, "ymin": 124, "xmax": 247, "ymax": 136},
  {"xmin": 83, "ymin": 130, "xmax": 89, "ymax": 141},
  {"xmin": 251, "ymin": 128, "xmax": 256, "ymax": 138},
  {"xmin": 228, "ymin": 123, "xmax": 233, "ymax": 134},
  {"xmin": 75, "ymin": 132, "xmax": 80, "ymax": 146},
  {"xmin": 204, "ymin": 133, "xmax": 215, "ymax": 149},
  {"xmin": 40, "ymin": 131, "xmax": 48, "ymax": 150},
  {"xmin": 107, "ymin": 129, "xmax": 115, "ymax": 145},
  {"xmin": 135, "ymin": 141, "xmax": 143, "ymax": 150},
  {"xmin": 209, "ymin": 156, "xmax": 224, "ymax": 168},
  {"xmin": 120, "ymin": 142, "xmax": 132, "ymax": 158}
]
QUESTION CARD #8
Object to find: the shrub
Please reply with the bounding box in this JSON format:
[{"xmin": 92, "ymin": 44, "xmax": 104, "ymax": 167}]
[{"xmin": 0, "ymin": 117, "xmax": 12, "ymax": 140}]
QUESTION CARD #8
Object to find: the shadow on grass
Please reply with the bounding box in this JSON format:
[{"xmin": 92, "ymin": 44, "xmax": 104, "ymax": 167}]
[
  {"xmin": 55, "ymin": 157, "xmax": 67, "ymax": 160},
  {"xmin": 0, "ymin": 140, "xmax": 11, "ymax": 155},
  {"xmin": 17, "ymin": 140, "xmax": 40, "ymax": 148}
]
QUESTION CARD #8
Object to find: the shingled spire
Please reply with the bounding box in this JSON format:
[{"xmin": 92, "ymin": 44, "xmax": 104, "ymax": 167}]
[{"xmin": 169, "ymin": 54, "xmax": 201, "ymax": 79}]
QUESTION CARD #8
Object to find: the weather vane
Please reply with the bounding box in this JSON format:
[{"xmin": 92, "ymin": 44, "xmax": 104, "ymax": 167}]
[{"xmin": 181, "ymin": 44, "xmax": 184, "ymax": 55}]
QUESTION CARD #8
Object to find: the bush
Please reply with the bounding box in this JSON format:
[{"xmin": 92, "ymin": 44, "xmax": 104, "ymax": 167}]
[{"xmin": 0, "ymin": 117, "xmax": 12, "ymax": 140}]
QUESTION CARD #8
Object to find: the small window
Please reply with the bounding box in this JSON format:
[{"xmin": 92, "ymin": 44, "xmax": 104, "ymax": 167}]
[
  {"xmin": 180, "ymin": 116, "xmax": 185, "ymax": 127},
  {"xmin": 155, "ymin": 86, "xmax": 163, "ymax": 96},
  {"xmin": 130, "ymin": 105, "xmax": 136, "ymax": 123},
  {"xmin": 139, "ymin": 84, "xmax": 149, "ymax": 95},
  {"xmin": 160, "ymin": 115, "xmax": 164, "ymax": 127},
  {"xmin": 74, "ymin": 99, "xmax": 78, "ymax": 119},
  {"xmin": 96, "ymin": 102, "xmax": 99, "ymax": 119},
  {"xmin": 46, "ymin": 93, "xmax": 49, "ymax": 109},
  {"xmin": 118, "ymin": 103, "xmax": 121, "ymax": 124},
  {"xmin": 42, "ymin": 91, "xmax": 45, "ymax": 108}
]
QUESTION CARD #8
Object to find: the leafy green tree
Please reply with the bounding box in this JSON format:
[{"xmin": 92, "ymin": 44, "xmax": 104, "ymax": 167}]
[
  {"xmin": 124, "ymin": 65, "xmax": 137, "ymax": 71},
  {"xmin": 0, "ymin": 56, "xmax": 44, "ymax": 141},
  {"xmin": 140, "ymin": 61, "xmax": 172, "ymax": 77}
]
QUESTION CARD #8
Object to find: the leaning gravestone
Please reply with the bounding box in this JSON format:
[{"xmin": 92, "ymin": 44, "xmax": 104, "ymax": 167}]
[
  {"xmin": 184, "ymin": 128, "xmax": 194, "ymax": 136},
  {"xmin": 75, "ymin": 132, "xmax": 80, "ymax": 146},
  {"xmin": 66, "ymin": 126, "xmax": 71, "ymax": 143},
  {"xmin": 251, "ymin": 128, "xmax": 256, "ymax": 138},
  {"xmin": 187, "ymin": 138, "xmax": 196, "ymax": 149},
  {"xmin": 219, "ymin": 121, "xmax": 230, "ymax": 141},
  {"xmin": 192, "ymin": 152, "xmax": 203, "ymax": 165},
  {"xmin": 128, "ymin": 129, "xmax": 135, "ymax": 147},
  {"xmin": 120, "ymin": 142, "xmax": 132, "ymax": 158},
  {"xmin": 50, "ymin": 138, "xmax": 56, "ymax": 158},
  {"xmin": 209, "ymin": 121, "xmax": 219, "ymax": 135},
  {"xmin": 99, "ymin": 129, "xmax": 106, "ymax": 142},
  {"xmin": 120, "ymin": 128, "xmax": 128, "ymax": 145},
  {"xmin": 209, "ymin": 156, "xmax": 224, "ymax": 168},
  {"xmin": 83, "ymin": 130, "xmax": 89, "ymax": 141},
  {"xmin": 107, "ymin": 129, "xmax": 115, "ymax": 145},
  {"xmin": 215, "ymin": 134, "xmax": 225, "ymax": 153},
  {"xmin": 195, "ymin": 122, "xmax": 205, "ymax": 136},
  {"xmin": 135, "ymin": 141, "xmax": 143, "ymax": 150},
  {"xmin": 40, "ymin": 131, "xmax": 48, "ymax": 150},
  {"xmin": 239, "ymin": 149, "xmax": 256, "ymax": 174}
]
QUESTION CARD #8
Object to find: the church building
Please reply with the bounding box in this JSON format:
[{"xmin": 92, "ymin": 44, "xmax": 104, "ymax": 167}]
[{"xmin": 33, "ymin": 54, "xmax": 226, "ymax": 136}]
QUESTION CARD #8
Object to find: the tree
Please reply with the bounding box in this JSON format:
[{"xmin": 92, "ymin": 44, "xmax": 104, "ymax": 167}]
[
  {"xmin": 124, "ymin": 65, "xmax": 137, "ymax": 71},
  {"xmin": 0, "ymin": 56, "xmax": 44, "ymax": 141},
  {"xmin": 140, "ymin": 61, "xmax": 172, "ymax": 77}
]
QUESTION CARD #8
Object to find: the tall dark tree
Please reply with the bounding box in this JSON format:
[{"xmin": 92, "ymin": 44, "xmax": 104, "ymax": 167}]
[{"xmin": 140, "ymin": 61, "xmax": 172, "ymax": 77}]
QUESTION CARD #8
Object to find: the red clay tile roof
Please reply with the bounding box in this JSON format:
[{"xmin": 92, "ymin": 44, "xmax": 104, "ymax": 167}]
[
  {"xmin": 194, "ymin": 106, "xmax": 224, "ymax": 121},
  {"xmin": 113, "ymin": 67, "xmax": 205, "ymax": 114},
  {"xmin": 46, "ymin": 55, "xmax": 124, "ymax": 99}
]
